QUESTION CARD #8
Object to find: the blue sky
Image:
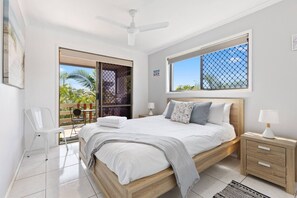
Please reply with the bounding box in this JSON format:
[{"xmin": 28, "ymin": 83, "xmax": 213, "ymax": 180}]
[
  {"xmin": 172, "ymin": 43, "xmax": 248, "ymax": 90},
  {"xmin": 60, "ymin": 64, "xmax": 94, "ymax": 89},
  {"xmin": 173, "ymin": 56, "xmax": 201, "ymax": 89}
]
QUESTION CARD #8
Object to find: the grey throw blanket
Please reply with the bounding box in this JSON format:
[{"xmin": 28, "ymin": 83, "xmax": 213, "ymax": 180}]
[{"xmin": 85, "ymin": 132, "xmax": 200, "ymax": 198}]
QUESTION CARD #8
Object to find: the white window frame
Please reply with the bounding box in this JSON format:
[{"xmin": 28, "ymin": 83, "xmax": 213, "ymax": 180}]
[{"xmin": 166, "ymin": 30, "xmax": 253, "ymax": 98}]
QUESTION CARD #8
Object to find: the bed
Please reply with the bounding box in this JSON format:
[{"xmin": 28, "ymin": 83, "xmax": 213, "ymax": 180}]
[{"xmin": 79, "ymin": 98, "xmax": 244, "ymax": 198}]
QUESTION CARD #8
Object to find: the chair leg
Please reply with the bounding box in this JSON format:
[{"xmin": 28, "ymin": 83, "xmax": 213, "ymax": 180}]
[
  {"xmin": 73, "ymin": 124, "xmax": 78, "ymax": 134},
  {"xmin": 70, "ymin": 125, "xmax": 75, "ymax": 137},
  {"xmin": 44, "ymin": 134, "xmax": 49, "ymax": 161},
  {"xmin": 62, "ymin": 131, "xmax": 69, "ymax": 151},
  {"xmin": 27, "ymin": 134, "xmax": 38, "ymax": 157}
]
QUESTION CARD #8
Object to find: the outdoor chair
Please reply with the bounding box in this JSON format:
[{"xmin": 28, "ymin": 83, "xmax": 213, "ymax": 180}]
[
  {"xmin": 70, "ymin": 108, "xmax": 85, "ymax": 137},
  {"xmin": 25, "ymin": 107, "xmax": 68, "ymax": 160}
]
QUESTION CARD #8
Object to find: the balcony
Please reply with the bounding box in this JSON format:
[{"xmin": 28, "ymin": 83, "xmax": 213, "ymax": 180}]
[{"xmin": 59, "ymin": 103, "xmax": 96, "ymax": 143}]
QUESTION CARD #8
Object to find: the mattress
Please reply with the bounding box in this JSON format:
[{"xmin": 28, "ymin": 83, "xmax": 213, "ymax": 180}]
[{"xmin": 79, "ymin": 115, "xmax": 236, "ymax": 185}]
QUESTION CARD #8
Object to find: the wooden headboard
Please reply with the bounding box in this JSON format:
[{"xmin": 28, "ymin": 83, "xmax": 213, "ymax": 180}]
[{"xmin": 168, "ymin": 98, "xmax": 244, "ymax": 137}]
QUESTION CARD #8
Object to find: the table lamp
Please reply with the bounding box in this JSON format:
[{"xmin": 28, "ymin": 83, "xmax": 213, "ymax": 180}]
[
  {"xmin": 148, "ymin": 103, "xmax": 155, "ymax": 116},
  {"xmin": 258, "ymin": 110, "xmax": 279, "ymax": 139}
]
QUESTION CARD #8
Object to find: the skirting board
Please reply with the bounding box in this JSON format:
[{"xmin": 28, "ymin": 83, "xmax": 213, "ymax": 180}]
[{"xmin": 4, "ymin": 150, "xmax": 26, "ymax": 198}]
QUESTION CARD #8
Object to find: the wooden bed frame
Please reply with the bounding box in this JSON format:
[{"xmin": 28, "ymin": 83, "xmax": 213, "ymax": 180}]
[{"xmin": 79, "ymin": 98, "xmax": 244, "ymax": 198}]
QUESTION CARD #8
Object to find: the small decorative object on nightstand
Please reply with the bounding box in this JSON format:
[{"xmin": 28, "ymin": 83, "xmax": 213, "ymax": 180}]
[
  {"xmin": 258, "ymin": 110, "xmax": 279, "ymax": 139},
  {"xmin": 148, "ymin": 102, "xmax": 155, "ymax": 116},
  {"xmin": 241, "ymin": 132, "xmax": 297, "ymax": 195}
]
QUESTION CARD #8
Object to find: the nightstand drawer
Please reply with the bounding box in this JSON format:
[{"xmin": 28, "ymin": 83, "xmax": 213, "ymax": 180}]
[
  {"xmin": 247, "ymin": 155, "xmax": 286, "ymax": 186},
  {"xmin": 247, "ymin": 140, "xmax": 285, "ymax": 167}
]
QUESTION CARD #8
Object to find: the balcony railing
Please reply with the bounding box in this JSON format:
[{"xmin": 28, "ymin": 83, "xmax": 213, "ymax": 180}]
[{"xmin": 59, "ymin": 103, "xmax": 96, "ymax": 127}]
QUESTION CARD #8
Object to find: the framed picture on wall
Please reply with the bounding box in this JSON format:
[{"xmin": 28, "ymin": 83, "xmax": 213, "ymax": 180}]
[
  {"xmin": 292, "ymin": 34, "xmax": 297, "ymax": 51},
  {"xmin": 3, "ymin": 0, "xmax": 25, "ymax": 88},
  {"xmin": 153, "ymin": 69, "xmax": 160, "ymax": 77}
]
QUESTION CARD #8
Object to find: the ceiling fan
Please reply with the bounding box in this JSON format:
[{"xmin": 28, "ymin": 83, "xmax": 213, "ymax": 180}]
[{"xmin": 96, "ymin": 9, "xmax": 169, "ymax": 46}]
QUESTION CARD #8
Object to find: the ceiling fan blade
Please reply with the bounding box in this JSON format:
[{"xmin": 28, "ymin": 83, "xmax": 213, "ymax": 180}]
[
  {"xmin": 128, "ymin": 33, "xmax": 136, "ymax": 46},
  {"xmin": 96, "ymin": 16, "xmax": 128, "ymax": 29},
  {"xmin": 138, "ymin": 22, "xmax": 169, "ymax": 32}
]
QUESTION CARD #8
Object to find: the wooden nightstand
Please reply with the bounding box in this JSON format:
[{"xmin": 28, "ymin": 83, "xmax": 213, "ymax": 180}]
[{"xmin": 241, "ymin": 132, "xmax": 297, "ymax": 194}]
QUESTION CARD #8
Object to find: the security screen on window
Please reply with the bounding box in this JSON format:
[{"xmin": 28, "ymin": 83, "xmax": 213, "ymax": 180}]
[{"xmin": 169, "ymin": 34, "xmax": 249, "ymax": 92}]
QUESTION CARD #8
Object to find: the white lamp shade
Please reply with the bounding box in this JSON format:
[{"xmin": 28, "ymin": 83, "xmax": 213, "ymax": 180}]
[
  {"xmin": 148, "ymin": 103, "xmax": 155, "ymax": 109},
  {"xmin": 258, "ymin": 110, "xmax": 279, "ymax": 124}
]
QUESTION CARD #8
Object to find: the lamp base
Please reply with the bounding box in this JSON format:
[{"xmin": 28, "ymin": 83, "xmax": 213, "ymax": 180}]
[
  {"xmin": 148, "ymin": 109, "xmax": 153, "ymax": 116},
  {"xmin": 262, "ymin": 127, "xmax": 275, "ymax": 139}
]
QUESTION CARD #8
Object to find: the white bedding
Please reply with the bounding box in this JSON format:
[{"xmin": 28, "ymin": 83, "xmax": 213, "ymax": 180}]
[{"xmin": 79, "ymin": 115, "xmax": 236, "ymax": 185}]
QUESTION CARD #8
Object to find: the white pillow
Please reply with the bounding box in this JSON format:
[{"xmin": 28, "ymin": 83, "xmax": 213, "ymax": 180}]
[
  {"xmin": 208, "ymin": 103, "xmax": 225, "ymax": 125},
  {"xmin": 162, "ymin": 102, "xmax": 170, "ymax": 116},
  {"xmin": 223, "ymin": 103, "xmax": 232, "ymax": 123}
]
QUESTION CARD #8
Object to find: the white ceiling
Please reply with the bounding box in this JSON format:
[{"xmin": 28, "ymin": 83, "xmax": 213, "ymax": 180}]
[{"xmin": 18, "ymin": 0, "xmax": 281, "ymax": 54}]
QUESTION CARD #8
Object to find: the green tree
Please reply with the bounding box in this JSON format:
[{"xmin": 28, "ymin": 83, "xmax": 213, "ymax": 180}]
[
  {"xmin": 175, "ymin": 82, "xmax": 200, "ymax": 91},
  {"xmin": 59, "ymin": 69, "xmax": 96, "ymax": 104},
  {"xmin": 66, "ymin": 69, "xmax": 96, "ymax": 103},
  {"xmin": 204, "ymin": 74, "xmax": 223, "ymax": 89},
  {"xmin": 67, "ymin": 70, "xmax": 95, "ymax": 91},
  {"xmin": 60, "ymin": 71, "xmax": 69, "ymax": 86}
]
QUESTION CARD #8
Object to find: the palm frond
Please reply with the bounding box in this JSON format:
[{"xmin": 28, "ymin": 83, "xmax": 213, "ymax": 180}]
[{"xmin": 67, "ymin": 70, "xmax": 95, "ymax": 91}]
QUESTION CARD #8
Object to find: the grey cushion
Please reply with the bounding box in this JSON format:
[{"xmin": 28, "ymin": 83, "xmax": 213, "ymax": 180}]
[
  {"xmin": 165, "ymin": 100, "xmax": 177, "ymax": 119},
  {"xmin": 190, "ymin": 102, "xmax": 212, "ymax": 125}
]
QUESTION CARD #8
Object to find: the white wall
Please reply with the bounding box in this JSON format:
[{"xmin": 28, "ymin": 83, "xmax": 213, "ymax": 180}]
[
  {"xmin": 25, "ymin": 24, "xmax": 148, "ymax": 149},
  {"xmin": 148, "ymin": 0, "xmax": 297, "ymax": 139},
  {"xmin": 0, "ymin": 0, "xmax": 25, "ymax": 197}
]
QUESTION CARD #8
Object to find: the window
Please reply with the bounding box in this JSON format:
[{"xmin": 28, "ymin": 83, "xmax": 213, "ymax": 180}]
[
  {"xmin": 168, "ymin": 34, "xmax": 249, "ymax": 92},
  {"xmin": 171, "ymin": 56, "xmax": 201, "ymax": 91}
]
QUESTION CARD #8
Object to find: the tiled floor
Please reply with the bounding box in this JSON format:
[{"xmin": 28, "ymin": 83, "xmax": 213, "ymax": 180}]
[
  {"xmin": 8, "ymin": 143, "xmax": 102, "ymax": 198},
  {"xmin": 8, "ymin": 143, "xmax": 297, "ymax": 198}
]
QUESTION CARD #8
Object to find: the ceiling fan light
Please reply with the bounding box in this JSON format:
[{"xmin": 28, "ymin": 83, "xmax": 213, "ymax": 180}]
[{"xmin": 128, "ymin": 33, "xmax": 135, "ymax": 46}]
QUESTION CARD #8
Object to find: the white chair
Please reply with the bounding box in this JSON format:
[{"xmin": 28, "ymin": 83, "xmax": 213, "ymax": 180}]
[{"xmin": 25, "ymin": 107, "xmax": 68, "ymax": 160}]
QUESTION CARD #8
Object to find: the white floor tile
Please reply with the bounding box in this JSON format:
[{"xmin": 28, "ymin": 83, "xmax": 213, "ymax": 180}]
[
  {"xmin": 16, "ymin": 160, "xmax": 46, "ymax": 180},
  {"xmin": 81, "ymin": 161, "xmax": 92, "ymax": 176},
  {"xmin": 47, "ymin": 144, "xmax": 75, "ymax": 159},
  {"xmin": 23, "ymin": 190, "xmax": 45, "ymax": 198},
  {"xmin": 46, "ymin": 154, "xmax": 79, "ymax": 172},
  {"xmin": 89, "ymin": 194, "xmax": 103, "ymax": 198},
  {"xmin": 87, "ymin": 173, "xmax": 102, "ymax": 194},
  {"xmin": 192, "ymin": 173, "xmax": 227, "ymax": 198},
  {"xmin": 218, "ymin": 156, "xmax": 241, "ymax": 170},
  {"xmin": 96, "ymin": 193, "xmax": 104, "ymax": 198},
  {"xmin": 71, "ymin": 142, "xmax": 80, "ymax": 154},
  {"xmin": 23, "ymin": 152, "xmax": 47, "ymax": 164},
  {"xmin": 241, "ymin": 176, "xmax": 295, "ymax": 198},
  {"xmin": 204, "ymin": 158, "xmax": 245, "ymax": 184},
  {"xmin": 47, "ymin": 164, "xmax": 86, "ymax": 188},
  {"xmin": 188, "ymin": 191, "xmax": 203, "ymax": 198},
  {"xmin": 46, "ymin": 176, "xmax": 96, "ymax": 198},
  {"xmin": 8, "ymin": 174, "xmax": 46, "ymax": 198},
  {"xmin": 10, "ymin": 144, "xmax": 296, "ymax": 198}
]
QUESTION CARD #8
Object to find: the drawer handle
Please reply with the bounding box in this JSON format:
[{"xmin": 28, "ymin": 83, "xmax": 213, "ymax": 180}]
[
  {"xmin": 258, "ymin": 161, "xmax": 271, "ymax": 168},
  {"xmin": 258, "ymin": 145, "xmax": 270, "ymax": 151}
]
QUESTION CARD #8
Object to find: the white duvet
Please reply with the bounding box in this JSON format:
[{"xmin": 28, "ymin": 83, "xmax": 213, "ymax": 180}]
[{"xmin": 79, "ymin": 115, "xmax": 235, "ymax": 185}]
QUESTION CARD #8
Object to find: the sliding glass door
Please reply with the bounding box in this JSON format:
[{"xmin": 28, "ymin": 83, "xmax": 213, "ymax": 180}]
[
  {"xmin": 58, "ymin": 47, "xmax": 133, "ymax": 144},
  {"xmin": 96, "ymin": 62, "xmax": 132, "ymax": 119}
]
